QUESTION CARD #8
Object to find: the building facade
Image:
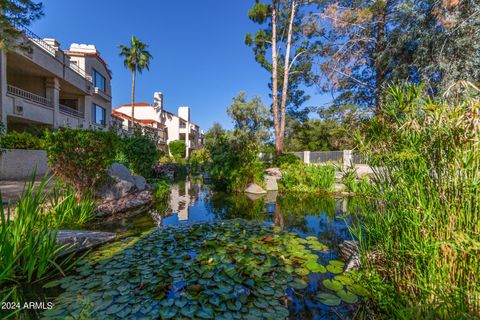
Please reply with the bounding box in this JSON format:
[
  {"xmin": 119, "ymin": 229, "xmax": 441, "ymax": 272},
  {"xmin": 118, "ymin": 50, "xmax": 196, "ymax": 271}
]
[
  {"xmin": 114, "ymin": 92, "xmax": 204, "ymax": 157},
  {"xmin": 0, "ymin": 24, "xmax": 113, "ymax": 132}
]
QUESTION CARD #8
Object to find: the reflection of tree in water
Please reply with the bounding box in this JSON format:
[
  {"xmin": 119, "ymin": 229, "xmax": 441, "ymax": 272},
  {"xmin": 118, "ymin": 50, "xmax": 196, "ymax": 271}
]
[{"xmin": 206, "ymin": 191, "xmax": 268, "ymax": 221}]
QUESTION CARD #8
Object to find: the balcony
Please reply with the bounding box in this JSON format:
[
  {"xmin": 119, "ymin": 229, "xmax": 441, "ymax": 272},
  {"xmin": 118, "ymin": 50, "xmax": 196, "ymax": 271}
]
[
  {"xmin": 93, "ymin": 87, "xmax": 112, "ymax": 101},
  {"xmin": 11, "ymin": 22, "xmax": 93, "ymax": 85},
  {"xmin": 7, "ymin": 85, "xmax": 52, "ymax": 108},
  {"xmin": 59, "ymin": 104, "xmax": 84, "ymax": 118}
]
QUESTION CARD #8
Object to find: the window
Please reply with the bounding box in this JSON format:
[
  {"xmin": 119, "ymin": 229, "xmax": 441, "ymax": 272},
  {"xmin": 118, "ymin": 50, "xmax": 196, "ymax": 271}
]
[
  {"xmin": 93, "ymin": 68, "xmax": 106, "ymax": 91},
  {"xmin": 180, "ymin": 121, "xmax": 186, "ymax": 128},
  {"xmin": 92, "ymin": 104, "xmax": 106, "ymax": 125}
]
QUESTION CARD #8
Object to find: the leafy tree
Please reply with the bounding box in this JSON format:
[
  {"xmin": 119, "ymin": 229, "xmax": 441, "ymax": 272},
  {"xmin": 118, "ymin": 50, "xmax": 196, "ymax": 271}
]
[
  {"xmin": 227, "ymin": 92, "xmax": 270, "ymax": 142},
  {"xmin": 168, "ymin": 140, "xmax": 186, "ymax": 161},
  {"xmin": 0, "ymin": 0, "xmax": 43, "ymax": 50},
  {"xmin": 246, "ymin": 0, "xmax": 318, "ymax": 155},
  {"xmin": 309, "ymin": 0, "xmax": 480, "ymax": 112},
  {"xmin": 118, "ymin": 36, "xmax": 153, "ymax": 127}
]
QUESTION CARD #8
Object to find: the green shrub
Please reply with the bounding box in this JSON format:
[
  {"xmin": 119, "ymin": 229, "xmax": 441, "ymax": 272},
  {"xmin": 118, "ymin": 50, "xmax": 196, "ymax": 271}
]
[
  {"xmin": 45, "ymin": 129, "xmax": 119, "ymax": 197},
  {"xmin": 151, "ymin": 180, "xmax": 170, "ymax": 214},
  {"xmin": 118, "ymin": 133, "xmax": 160, "ymax": 178},
  {"xmin": 206, "ymin": 131, "xmax": 265, "ymax": 192},
  {"xmin": 188, "ymin": 149, "xmax": 210, "ymax": 174},
  {"xmin": 169, "ymin": 140, "xmax": 186, "ymax": 161},
  {"xmin": 280, "ymin": 162, "xmax": 335, "ymax": 193},
  {"xmin": 0, "ymin": 131, "xmax": 45, "ymax": 150},
  {"xmin": 276, "ymin": 152, "xmax": 302, "ymax": 167}
]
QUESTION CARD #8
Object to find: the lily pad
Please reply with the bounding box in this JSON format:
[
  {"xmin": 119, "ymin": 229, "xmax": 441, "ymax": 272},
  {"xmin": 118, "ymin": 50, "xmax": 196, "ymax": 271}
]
[
  {"xmin": 336, "ymin": 289, "xmax": 358, "ymax": 304},
  {"xmin": 316, "ymin": 292, "xmax": 341, "ymax": 306},
  {"xmin": 322, "ymin": 279, "xmax": 344, "ymax": 291}
]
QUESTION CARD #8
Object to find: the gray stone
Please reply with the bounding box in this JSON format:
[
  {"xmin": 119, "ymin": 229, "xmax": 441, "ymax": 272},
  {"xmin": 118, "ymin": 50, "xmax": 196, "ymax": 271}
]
[
  {"xmin": 133, "ymin": 175, "xmax": 147, "ymax": 191},
  {"xmin": 339, "ymin": 240, "xmax": 361, "ymax": 271},
  {"xmin": 96, "ymin": 177, "xmax": 135, "ymax": 201},
  {"xmin": 56, "ymin": 230, "xmax": 116, "ymax": 256},
  {"xmin": 107, "ymin": 163, "xmax": 134, "ymax": 184},
  {"xmin": 334, "ymin": 183, "xmax": 346, "ymax": 192},
  {"xmin": 264, "ymin": 175, "xmax": 279, "ymax": 191},
  {"xmin": 245, "ymin": 183, "xmax": 267, "ymax": 194},
  {"xmin": 96, "ymin": 190, "xmax": 153, "ymax": 218},
  {"xmin": 265, "ymin": 167, "xmax": 282, "ymax": 178}
]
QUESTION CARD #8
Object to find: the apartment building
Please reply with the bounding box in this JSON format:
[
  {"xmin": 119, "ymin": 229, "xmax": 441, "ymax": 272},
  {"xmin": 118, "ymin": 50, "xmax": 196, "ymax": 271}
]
[
  {"xmin": 0, "ymin": 24, "xmax": 113, "ymax": 132},
  {"xmin": 114, "ymin": 92, "xmax": 204, "ymax": 157}
]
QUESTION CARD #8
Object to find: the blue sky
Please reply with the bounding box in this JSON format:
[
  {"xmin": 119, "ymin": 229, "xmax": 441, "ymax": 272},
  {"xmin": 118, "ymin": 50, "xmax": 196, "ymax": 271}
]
[{"xmin": 33, "ymin": 0, "xmax": 330, "ymax": 130}]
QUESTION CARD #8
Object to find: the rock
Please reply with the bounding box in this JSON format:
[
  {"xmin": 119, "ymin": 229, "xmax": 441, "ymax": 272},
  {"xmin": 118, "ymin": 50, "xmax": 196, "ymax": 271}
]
[
  {"xmin": 96, "ymin": 190, "xmax": 153, "ymax": 218},
  {"xmin": 339, "ymin": 240, "xmax": 361, "ymax": 271},
  {"xmin": 96, "ymin": 177, "xmax": 135, "ymax": 201},
  {"xmin": 244, "ymin": 183, "xmax": 267, "ymax": 194},
  {"xmin": 56, "ymin": 230, "xmax": 116, "ymax": 256},
  {"xmin": 245, "ymin": 192, "xmax": 265, "ymax": 202},
  {"xmin": 107, "ymin": 163, "xmax": 134, "ymax": 184},
  {"xmin": 133, "ymin": 175, "xmax": 146, "ymax": 191},
  {"xmin": 264, "ymin": 175, "xmax": 279, "ymax": 191},
  {"xmin": 265, "ymin": 167, "xmax": 282, "ymax": 177}
]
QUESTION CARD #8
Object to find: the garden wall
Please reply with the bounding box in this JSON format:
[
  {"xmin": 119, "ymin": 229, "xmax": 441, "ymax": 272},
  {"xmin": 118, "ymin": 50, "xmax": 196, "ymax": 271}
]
[{"xmin": 0, "ymin": 149, "xmax": 48, "ymax": 180}]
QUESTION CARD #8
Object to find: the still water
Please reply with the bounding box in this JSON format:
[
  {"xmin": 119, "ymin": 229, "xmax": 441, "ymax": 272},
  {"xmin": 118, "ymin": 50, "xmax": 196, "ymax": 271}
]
[{"xmin": 9, "ymin": 179, "xmax": 362, "ymax": 320}]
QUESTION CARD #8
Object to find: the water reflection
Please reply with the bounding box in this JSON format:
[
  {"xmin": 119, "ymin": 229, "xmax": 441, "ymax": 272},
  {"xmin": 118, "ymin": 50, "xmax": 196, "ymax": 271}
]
[{"xmin": 152, "ymin": 180, "xmax": 355, "ymax": 248}]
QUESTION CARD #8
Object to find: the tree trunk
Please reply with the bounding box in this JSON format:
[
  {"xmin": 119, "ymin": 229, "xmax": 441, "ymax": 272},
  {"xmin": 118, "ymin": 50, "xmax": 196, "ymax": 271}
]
[
  {"xmin": 279, "ymin": 0, "xmax": 297, "ymax": 154},
  {"xmin": 131, "ymin": 69, "xmax": 136, "ymax": 129},
  {"xmin": 271, "ymin": 2, "xmax": 281, "ymax": 156},
  {"xmin": 374, "ymin": 0, "xmax": 387, "ymax": 115}
]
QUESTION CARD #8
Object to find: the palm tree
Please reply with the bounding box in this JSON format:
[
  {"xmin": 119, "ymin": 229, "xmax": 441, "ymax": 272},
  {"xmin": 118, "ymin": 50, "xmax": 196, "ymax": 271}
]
[{"xmin": 118, "ymin": 36, "xmax": 153, "ymax": 128}]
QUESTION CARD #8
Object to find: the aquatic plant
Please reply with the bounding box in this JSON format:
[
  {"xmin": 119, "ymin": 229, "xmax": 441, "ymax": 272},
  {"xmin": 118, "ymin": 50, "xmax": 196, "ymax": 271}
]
[
  {"xmin": 352, "ymin": 82, "xmax": 480, "ymax": 318},
  {"xmin": 280, "ymin": 162, "xmax": 335, "ymax": 193},
  {"xmin": 49, "ymin": 187, "xmax": 96, "ymax": 228},
  {"xmin": 0, "ymin": 176, "xmax": 63, "ymax": 284},
  {"xmin": 41, "ymin": 220, "xmax": 367, "ymax": 319}
]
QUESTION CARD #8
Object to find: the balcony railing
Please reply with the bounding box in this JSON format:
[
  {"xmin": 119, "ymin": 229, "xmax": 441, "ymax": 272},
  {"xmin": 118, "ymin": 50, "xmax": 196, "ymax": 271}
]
[
  {"xmin": 11, "ymin": 21, "xmax": 56, "ymax": 56},
  {"xmin": 7, "ymin": 85, "xmax": 52, "ymax": 107},
  {"xmin": 59, "ymin": 104, "xmax": 84, "ymax": 118},
  {"xmin": 12, "ymin": 22, "xmax": 92, "ymax": 83}
]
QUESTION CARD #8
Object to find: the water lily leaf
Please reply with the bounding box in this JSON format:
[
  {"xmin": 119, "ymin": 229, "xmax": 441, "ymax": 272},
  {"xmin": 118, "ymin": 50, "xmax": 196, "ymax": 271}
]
[
  {"xmin": 181, "ymin": 305, "xmax": 197, "ymax": 318},
  {"xmin": 160, "ymin": 306, "xmax": 178, "ymax": 319},
  {"xmin": 304, "ymin": 261, "xmax": 326, "ymax": 273},
  {"xmin": 253, "ymin": 299, "xmax": 269, "ymax": 309},
  {"xmin": 329, "ymin": 260, "xmax": 345, "ymax": 268},
  {"xmin": 336, "ymin": 289, "xmax": 358, "ymax": 304},
  {"xmin": 322, "ymin": 279, "xmax": 343, "ymax": 291},
  {"xmin": 326, "ymin": 263, "xmax": 343, "ymax": 274},
  {"xmin": 317, "ymin": 292, "xmax": 341, "ymax": 306},
  {"xmin": 175, "ymin": 298, "xmax": 188, "ymax": 308},
  {"xmin": 197, "ymin": 308, "xmax": 214, "ymax": 319},
  {"xmin": 289, "ymin": 278, "xmax": 308, "ymax": 290}
]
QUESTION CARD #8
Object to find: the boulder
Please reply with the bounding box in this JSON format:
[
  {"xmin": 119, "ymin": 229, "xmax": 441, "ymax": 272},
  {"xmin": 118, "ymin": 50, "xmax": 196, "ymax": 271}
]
[
  {"xmin": 56, "ymin": 230, "xmax": 116, "ymax": 256},
  {"xmin": 339, "ymin": 240, "xmax": 361, "ymax": 271},
  {"xmin": 265, "ymin": 167, "xmax": 282, "ymax": 178},
  {"xmin": 264, "ymin": 175, "xmax": 279, "ymax": 191},
  {"xmin": 96, "ymin": 178, "xmax": 135, "ymax": 201},
  {"xmin": 96, "ymin": 190, "xmax": 153, "ymax": 218},
  {"xmin": 245, "ymin": 183, "xmax": 267, "ymax": 194},
  {"xmin": 107, "ymin": 163, "xmax": 134, "ymax": 184},
  {"xmin": 133, "ymin": 175, "xmax": 147, "ymax": 191}
]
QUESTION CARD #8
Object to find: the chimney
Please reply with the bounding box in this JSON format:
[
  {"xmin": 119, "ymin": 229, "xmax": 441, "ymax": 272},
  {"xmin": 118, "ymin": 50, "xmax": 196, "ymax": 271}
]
[
  {"xmin": 178, "ymin": 106, "xmax": 190, "ymax": 122},
  {"xmin": 153, "ymin": 92, "xmax": 163, "ymax": 110}
]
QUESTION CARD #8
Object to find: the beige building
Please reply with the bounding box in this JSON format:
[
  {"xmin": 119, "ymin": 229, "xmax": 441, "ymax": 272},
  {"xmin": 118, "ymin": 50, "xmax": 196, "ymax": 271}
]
[
  {"xmin": 0, "ymin": 24, "xmax": 113, "ymax": 132},
  {"xmin": 114, "ymin": 92, "xmax": 204, "ymax": 157}
]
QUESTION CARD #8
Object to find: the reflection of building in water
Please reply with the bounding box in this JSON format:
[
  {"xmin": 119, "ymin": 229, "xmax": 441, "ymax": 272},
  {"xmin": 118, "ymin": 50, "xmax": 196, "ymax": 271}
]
[{"xmin": 169, "ymin": 180, "xmax": 199, "ymax": 220}]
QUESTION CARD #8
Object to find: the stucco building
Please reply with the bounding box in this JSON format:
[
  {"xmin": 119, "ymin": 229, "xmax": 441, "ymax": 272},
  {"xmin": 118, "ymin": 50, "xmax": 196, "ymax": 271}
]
[
  {"xmin": 0, "ymin": 24, "xmax": 113, "ymax": 132},
  {"xmin": 114, "ymin": 92, "xmax": 204, "ymax": 157}
]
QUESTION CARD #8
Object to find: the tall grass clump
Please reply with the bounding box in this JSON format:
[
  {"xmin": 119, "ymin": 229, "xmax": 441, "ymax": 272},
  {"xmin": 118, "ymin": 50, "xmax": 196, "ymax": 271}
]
[
  {"xmin": 352, "ymin": 82, "xmax": 480, "ymax": 318},
  {"xmin": 0, "ymin": 177, "xmax": 63, "ymax": 284},
  {"xmin": 280, "ymin": 161, "xmax": 335, "ymax": 193},
  {"xmin": 50, "ymin": 187, "xmax": 96, "ymax": 228}
]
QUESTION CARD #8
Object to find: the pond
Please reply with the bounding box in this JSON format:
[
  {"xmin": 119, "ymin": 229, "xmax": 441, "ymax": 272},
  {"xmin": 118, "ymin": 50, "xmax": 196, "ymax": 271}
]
[{"xmin": 9, "ymin": 179, "xmax": 364, "ymax": 320}]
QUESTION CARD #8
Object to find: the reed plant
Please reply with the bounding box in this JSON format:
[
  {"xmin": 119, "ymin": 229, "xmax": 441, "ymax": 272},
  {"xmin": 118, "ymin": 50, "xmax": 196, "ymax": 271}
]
[
  {"xmin": 351, "ymin": 82, "xmax": 480, "ymax": 318},
  {"xmin": 0, "ymin": 176, "xmax": 63, "ymax": 284},
  {"xmin": 280, "ymin": 161, "xmax": 335, "ymax": 193}
]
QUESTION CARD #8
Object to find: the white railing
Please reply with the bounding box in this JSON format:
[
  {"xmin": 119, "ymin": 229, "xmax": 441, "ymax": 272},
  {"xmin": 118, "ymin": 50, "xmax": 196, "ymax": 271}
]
[
  {"xmin": 7, "ymin": 84, "xmax": 52, "ymax": 107},
  {"xmin": 59, "ymin": 104, "xmax": 84, "ymax": 118},
  {"xmin": 68, "ymin": 62, "xmax": 92, "ymax": 83}
]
